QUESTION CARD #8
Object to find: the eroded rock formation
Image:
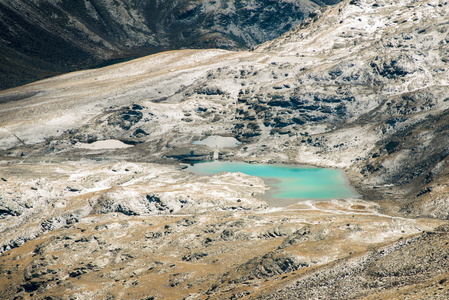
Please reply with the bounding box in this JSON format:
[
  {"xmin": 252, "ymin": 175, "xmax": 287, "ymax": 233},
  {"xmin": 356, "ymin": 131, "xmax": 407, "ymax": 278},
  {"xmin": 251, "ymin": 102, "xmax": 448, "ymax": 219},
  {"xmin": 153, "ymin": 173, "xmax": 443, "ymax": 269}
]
[{"xmin": 1, "ymin": 0, "xmax": 449, "ymax": 299}]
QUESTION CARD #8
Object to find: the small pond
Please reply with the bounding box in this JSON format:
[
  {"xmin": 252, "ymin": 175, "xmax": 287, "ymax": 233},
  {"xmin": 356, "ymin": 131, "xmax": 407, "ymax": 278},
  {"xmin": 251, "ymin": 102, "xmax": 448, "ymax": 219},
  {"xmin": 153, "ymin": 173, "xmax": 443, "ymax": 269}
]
[
  {"xmin": 192, "ymin": 136, "xmax": 241, "ymax": 148},
  {"xmin": 75, "ymin": 139, "xmax": 134, "ymax": 150},
  {"xmin": 187, "ymin": 161, "xmax": 359, "ymax": 206}
]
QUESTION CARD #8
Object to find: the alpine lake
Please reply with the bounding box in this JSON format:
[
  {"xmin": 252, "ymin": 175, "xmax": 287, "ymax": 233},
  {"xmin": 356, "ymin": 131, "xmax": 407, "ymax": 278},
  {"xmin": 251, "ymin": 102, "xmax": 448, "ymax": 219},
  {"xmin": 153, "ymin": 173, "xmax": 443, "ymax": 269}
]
[{"xmin": 186, "ymin": 161, "xmax": 359, "ymax": 207}]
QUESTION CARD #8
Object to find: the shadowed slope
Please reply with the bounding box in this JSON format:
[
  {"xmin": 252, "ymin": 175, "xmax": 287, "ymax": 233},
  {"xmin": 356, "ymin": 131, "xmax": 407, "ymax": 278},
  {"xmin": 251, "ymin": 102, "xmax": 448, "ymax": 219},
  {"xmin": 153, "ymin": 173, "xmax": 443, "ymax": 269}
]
[{"xmin": 0, "ymin": 0, "xmax": 324, "ymax": 90}]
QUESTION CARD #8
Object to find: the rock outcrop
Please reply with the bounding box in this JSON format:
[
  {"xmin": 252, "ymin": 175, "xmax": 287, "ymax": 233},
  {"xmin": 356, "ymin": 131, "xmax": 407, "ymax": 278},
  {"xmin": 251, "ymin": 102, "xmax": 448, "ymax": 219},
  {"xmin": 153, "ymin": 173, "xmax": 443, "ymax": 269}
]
[{"xmin": 1, "ymin": 0, "xmax": 449, "ymax": 299}]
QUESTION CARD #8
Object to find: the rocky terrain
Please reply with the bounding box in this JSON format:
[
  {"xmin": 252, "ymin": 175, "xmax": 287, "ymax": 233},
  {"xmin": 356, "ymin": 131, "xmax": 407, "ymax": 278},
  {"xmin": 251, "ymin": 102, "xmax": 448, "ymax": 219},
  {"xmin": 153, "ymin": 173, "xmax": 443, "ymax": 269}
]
[
  {"xmin": 0, "ymin": 0, "xmax": 328, "ymax": 90},
  {"xmin": 1, "ymin": 0, "xmax": 449, "ymax": 299}
]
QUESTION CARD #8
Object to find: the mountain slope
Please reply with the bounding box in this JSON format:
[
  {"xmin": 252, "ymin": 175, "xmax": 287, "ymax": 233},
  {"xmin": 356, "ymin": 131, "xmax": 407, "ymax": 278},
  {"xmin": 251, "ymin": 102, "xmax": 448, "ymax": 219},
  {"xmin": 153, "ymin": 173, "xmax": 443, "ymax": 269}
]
[
  {"xmin": 1, "ymin": 0, "xmax": 448, "ymax": 217},
  {"xmin": 0, "ymin": 0, "xmax": 449, "ymax": 299},
  {"xmin": 0, "ymin": 0, "xmax": 323, "ymax": 90}
]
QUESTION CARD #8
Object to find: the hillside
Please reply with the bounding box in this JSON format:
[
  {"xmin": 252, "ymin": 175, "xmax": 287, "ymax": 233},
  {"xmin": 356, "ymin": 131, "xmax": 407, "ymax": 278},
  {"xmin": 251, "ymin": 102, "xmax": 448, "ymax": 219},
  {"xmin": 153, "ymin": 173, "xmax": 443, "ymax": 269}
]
[
  {"xmin": 0, "ymin": 0, "xmax": 324, "ymax": 90},
  {"xmin": 1, "ymin": 0, "xmax": 449, "ymax": 299}
]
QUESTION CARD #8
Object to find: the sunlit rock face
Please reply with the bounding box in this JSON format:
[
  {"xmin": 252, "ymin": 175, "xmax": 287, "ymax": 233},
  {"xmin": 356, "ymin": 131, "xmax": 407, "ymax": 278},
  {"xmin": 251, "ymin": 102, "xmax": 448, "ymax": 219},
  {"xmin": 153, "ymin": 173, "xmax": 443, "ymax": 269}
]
[
  {"xmin": 1, "ymin": 0, "xmax": 449, "ymax": 299},
  {"xmin": 0, "ymin": 0, "xmax": 325, "ymax": 90}
]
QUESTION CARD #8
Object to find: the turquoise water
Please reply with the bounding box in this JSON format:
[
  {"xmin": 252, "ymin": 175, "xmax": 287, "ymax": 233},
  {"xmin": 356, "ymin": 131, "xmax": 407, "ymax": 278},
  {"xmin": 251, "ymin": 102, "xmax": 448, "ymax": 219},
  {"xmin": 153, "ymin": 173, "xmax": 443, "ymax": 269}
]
[{"xmin": 187, "ymin": 161, "xmax": 358, "ymax": 206}]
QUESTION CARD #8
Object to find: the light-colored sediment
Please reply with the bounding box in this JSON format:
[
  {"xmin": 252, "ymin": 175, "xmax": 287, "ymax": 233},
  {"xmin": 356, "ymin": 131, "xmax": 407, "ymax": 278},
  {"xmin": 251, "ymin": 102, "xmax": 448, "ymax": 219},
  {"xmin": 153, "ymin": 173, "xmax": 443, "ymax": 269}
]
[{"xmin": 1, "ymin": 0, "xmax": 449, "ymax": 299}]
